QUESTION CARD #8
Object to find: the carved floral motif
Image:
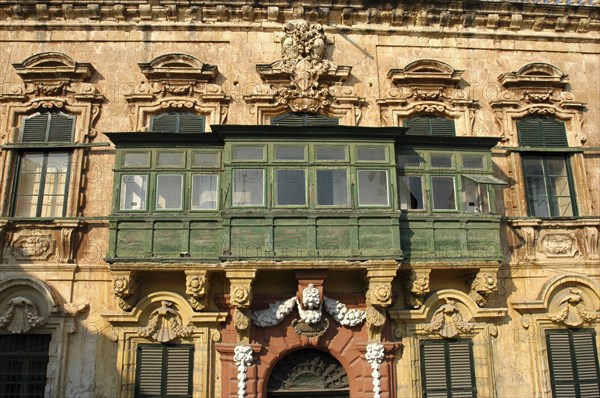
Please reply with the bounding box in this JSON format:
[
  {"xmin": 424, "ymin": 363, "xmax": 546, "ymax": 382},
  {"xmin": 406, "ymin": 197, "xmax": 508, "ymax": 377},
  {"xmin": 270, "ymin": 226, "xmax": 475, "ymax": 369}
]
[
  {"xmin": 0, "ymin": 296, "xmax": 47, "ymax": 333},
  {"xmin": 549, "ymin": 288, "xmax": 598, "ymax": 327},
  {"xmin": 185, "ymin": 272, "xmax": 209, "ymax": 311},
  {"xmin": 365, "ymin": 343, "xmax": 385, "ymax": 398},
  {"xmin": 112, "ymin": 273, "xmax": 139, "ymax": 311},
  {"xmin": 138, "ymin": 301, "xmax": 193, "ymax": 343},
  {"xmin": 233, "ymin": 344, "xmax": 253, "ymax": 398},
  {"xmin": 468, "ymin": 272, "xmax": 498, "ymax": 307},
  {"xmin": 424, "ymin": 298, "xmax": 474, "ymax": 338},
  {"xmin": 407, "ymin": 270, "xmax": 430, "ymax": 308},
  {"xmin": 11, "ymin": 232, "xmax": 55, "ymax": 260}
]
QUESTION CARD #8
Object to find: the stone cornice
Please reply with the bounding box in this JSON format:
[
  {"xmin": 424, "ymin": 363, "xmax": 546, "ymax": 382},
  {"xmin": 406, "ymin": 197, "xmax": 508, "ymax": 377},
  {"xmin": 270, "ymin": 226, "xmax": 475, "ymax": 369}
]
[{"xmin": 0, "ymin": 1, "xmax": 598, "ymax": 35}]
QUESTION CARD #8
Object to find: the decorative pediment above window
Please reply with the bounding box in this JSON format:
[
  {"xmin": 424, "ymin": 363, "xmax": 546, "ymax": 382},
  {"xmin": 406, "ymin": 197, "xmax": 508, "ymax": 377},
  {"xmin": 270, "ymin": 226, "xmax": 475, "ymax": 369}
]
[
  {"xmin": 490, "ymin": 63, "xmax": 586, "ymax": 144},
  {"xmin": 378, "ymin": 60, "xmax": 478, "ymax": 135},
  {"xmin": 246, "ymin": 19, "xmax": 364, "ymax": 124},
  {"xmin": 124, "ymin": 53, "xmax": 229, "ymax": 131}
]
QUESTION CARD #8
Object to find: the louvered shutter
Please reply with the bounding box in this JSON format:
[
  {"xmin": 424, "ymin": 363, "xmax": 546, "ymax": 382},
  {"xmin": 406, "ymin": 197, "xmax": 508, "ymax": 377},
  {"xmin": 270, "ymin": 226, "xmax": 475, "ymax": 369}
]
[
  {"xmin": 421, "ymin": 341, "xmax": 449, "ymax": 397},
  {"xmin": 305, "ymin": 113, "xmax": 339, "ymax": 126},
  {"xmin": 421, "ymin": 339, "xmax": 476, "ymax": 398},
  {"xmin": 48, "ymin": 113, "xmax": 75, "ymax": 141},
  {"xmin": 540, "ymin": 118, "xmax": 568, "ymax": 147},
  {"xmin": 448, "ymin": 340, "xmax": 476, "ymax": 397},
  {"xmin": 151, "ymin": 113, "xmax": 178, "ymax": 133},
  {"xmin": 21, "ymin": 113, "xmax": 49, "ymax": 142},
  {"xmin": 404, "ymin": 116, "xmax": 455, "ymax": 136},
  {"xmin": 430, "ymin": 117, "xmax": 456, "ymax": 136},
  {"xmin": 136, "ymin": 345, "xmax": 164, "ymax": 397},
  {"xmin": 404, "ymin": 116, "xmax": 431, "ymax": 135},
  {"xmin": 177, "ymin": 113, "xmax": 204, "ymax": 134},
  {"xmin": 271, "ymin": 112, "xmax": 338, "ymax": 126},
  {"xmin": 518, "ymin": 116, "xmax": 567, "ymax": 147},
  {"xmin": 546, "ymin": 329, "xmax": 600, "ymax": 398},
  {"xmin": 165, "ymin": 346, "xmax": 193, "ymax": 396}
]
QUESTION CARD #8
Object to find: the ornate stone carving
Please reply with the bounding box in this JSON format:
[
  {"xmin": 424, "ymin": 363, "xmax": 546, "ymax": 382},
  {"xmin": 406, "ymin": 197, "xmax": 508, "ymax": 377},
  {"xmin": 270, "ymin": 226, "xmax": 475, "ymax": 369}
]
[
  {"xmin": 322, "ymin": 296, "xmax": 366, "ymax": 327},
  {"xmin": 424, "ymin": 298, "xmax": 474, "ymax": 338},
  {"xmin": 11, "ymin": 231, "xmax": 55, "ymax": 260},
  {"xmin": 256, "ymin": 20, "xmax": 351, "ymax": 113},
  {"xmin": 365, "ymin": 343, "xmax": 385, "ymax": 398},
  {"xmin": 138, "ymin": 301, "xmax": 193, "ymax": 343},
  {"xmin": 365, "ymin": 267, "xmax": 397, "ymax": 341},
  {"xmin": 112, "ymin": 272, "xmax": 139, "ymax": 311},
  {"xmin": 467, "ymin": 272, "xmax": 498, "ymax": 307},
  {"xmin": 406, "ymin": 269, "xmax": 431, "ymax": 308},
  {"xmin": 549, "ymin": 288, "xmax": 598, "ymax": 327},
  {"xmin": 226, "ymin": 270, "xmax": 256, "ymax": 343},
  {"xmin": 0, "ymin": 296, "xmax": 47, "ymax": 333},
  {"xmin": 579, "ymin": 226, "xmax": 599, "ymax": 259},
  {"xmin": 233, "ymin": 344, "xmax": 253, "ymax": 398},
  {"xmin": 541, "ymin": 234, "xmax": 578, "ymax": 257},
  {"xmin": 252, "ymin": 297, "xmax": 296, "ymax": 327},
  {"xmin": 64, "ymin": 301, "xmax": 89, "ymax": 334},
  {"xmin": 185, "ymin": 271, "xmax": 210, "ymax": 311}
]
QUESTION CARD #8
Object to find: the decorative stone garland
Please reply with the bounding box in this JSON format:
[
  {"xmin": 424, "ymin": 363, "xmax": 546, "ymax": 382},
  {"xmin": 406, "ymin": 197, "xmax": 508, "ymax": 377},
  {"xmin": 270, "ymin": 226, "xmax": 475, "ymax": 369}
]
[
  {"xmin": 365, "ymin": 342, "xmax": 385, "ymax": 398},
  {"xmin": 233, "ymin": 344, "xmax": 253, "ymax": 398}
]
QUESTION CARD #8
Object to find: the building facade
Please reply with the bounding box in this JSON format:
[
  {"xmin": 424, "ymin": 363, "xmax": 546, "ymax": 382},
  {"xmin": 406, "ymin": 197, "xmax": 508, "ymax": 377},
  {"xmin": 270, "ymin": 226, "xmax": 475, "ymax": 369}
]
[{"xmin": 0, "ymin": 1, "xmax": 599, "ymax": 397}]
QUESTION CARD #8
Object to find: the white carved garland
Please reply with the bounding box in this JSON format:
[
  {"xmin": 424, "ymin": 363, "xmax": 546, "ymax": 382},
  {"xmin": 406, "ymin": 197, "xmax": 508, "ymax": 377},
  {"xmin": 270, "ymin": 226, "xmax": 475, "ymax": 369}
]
[
  {"xmin": 233, "ymin": 344, "xmax": 253, "ymax": 398},
  {"xmin": 252, "ymin": 284, "xmax": 366, "ymax": 328},
  {"xmin": 365, "ymin": 342, "xmax": 385, "ymax": 398}
]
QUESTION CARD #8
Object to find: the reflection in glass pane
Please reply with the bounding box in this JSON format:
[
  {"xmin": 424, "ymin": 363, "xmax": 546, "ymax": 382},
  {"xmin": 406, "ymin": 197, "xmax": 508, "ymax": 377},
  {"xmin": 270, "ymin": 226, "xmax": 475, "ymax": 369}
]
[
  {"xmin": 192, "ymin": 152, "xmax": 220, "ymax": 168},
  {"xmin": 546, "ymin": 157, "xmax": 567, "ymax": 176},
  {"xmin": 358, "ymin": 170, "xmax": 389, "ymax": 206},
  {"xmin": 41, "ymin": 195, "xmax": 65, "ymax": 217},
  {"xmin": 462, "ymin": 156, "xmax": 484, "ymax": 170},
  {"xmin": 316, "ymin": 146, "xmax": 346, "ymax": 161},
  {"xmin": 431, "ymin": 155, "xmax": 453, "ymax": 168},
  {"xmin": 398, "ymin": 154, "xmax": 422, "ymax": 168},
  {"xmin": 317, "ymin": 169, "xmax": 348, "ymax": 206},
  {"xmin": 14, "ymin": 196, "xmax": 38, "ymax": 217},
  {"xmin": 399, "ymin": 176, "xmax": 423, "ymax": 210},
  {"xmin": 463, "ymin": 178, "xmax": 489, "ymax": 213},
  {"xmin": 123, "ymin": 152, "xmax": 150, "ymax": 167},
  {"xmin": 233, "ymin": 169, "xmax": 264, "ymax": 206},
  {"xmin": 357, "ymin": 147, "xmax": 386, "ymax": 161},
  {"xmin": 156, "ymin": 175, "xmax": 183, "ymax": 210},
  {"xmin": 275, "ymin": 146, "xmax": 306, "ymax": 161},
  {"xmin": 432, "ymin": 176, "xmax": 456, "ymax": 210},
  {"xmin": 233, "ymin": 146, "xmax": 264, "ymax": 161},
  {"xmin": 529, "ymin": 196, "xmax": 550, "ymax": 218},
  {"xmin": 120, "ymin": 175, "xmax": 147, "ymax": 210},
  {"xmin": 276, "ymin": 169, "xmax": 306, "ymax": 206},
  {"xmin": 191, "ymin": 174, "xmax": 218, "ymax": 210},
  {"xmin": 157, "ymin": 152, "xmax": 184, "ymax": 167}
]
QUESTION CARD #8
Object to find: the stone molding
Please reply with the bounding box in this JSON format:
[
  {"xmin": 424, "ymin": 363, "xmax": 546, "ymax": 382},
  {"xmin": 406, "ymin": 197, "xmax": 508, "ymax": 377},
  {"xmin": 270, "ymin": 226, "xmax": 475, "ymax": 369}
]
[{"xmin": 0, "ymin": 2, "xmax": 598, "ymax": 35}]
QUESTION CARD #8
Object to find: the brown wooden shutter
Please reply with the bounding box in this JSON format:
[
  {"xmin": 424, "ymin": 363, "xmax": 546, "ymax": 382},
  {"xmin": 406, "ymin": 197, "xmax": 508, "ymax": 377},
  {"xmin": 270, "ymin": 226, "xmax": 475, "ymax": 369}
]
[
  {"xmin": 165, "ymin": 346, "xmax": 194, "ymax": 396},
  {"xmin": 136, "ymin": 345, "xmax": 164, "ymax": 397},
  {"xmin": 135, "ymin": 344, "xmax": 193, "ymax": 398}
]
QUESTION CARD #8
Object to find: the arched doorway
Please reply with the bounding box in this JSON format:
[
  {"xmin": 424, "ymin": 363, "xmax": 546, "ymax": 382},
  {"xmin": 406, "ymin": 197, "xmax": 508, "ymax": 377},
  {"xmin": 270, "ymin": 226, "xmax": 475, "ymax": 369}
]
[{"xmin": 266, "ymin": 349, "xmax": 350, "ymax": 397}]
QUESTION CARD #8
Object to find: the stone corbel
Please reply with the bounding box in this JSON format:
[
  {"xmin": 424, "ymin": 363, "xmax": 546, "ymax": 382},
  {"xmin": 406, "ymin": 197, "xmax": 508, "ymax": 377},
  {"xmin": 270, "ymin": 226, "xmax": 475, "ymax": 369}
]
[
  {"xmin": 405, "ymin": 269, "xmax": 430, "ymax": 309},
  {"xmin": 185, "ymin": 270, "xmax": 210, "ymax": 311},
  {"xmin": 226, "ymin": 269, "xmax": 256, "ymax": 343},
  {"xmin": 467, "ymin": 270, "xmax": 498, "ymax": 307},
  {"xmin": 55, "ymin": 220, "xmax": 84, "ymax": 264},
  {"xmin": 64, "ymin": 301, "xmax": 89, "ymax": 334},
  {"xmin": 111, "ymin": 271, "xmax": 139, "ymax": 311},
  {"xmin": 365, "ymin": 266, "xmax": 397, "ymax": 341},
  {"xmin": 0, "ymin": 221, "xmax": 10, "ymax": 261}
]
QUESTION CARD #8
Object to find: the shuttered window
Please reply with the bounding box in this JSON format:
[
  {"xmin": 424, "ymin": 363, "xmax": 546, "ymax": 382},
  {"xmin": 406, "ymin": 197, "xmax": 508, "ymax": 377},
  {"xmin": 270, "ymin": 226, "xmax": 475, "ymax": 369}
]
[
  {"xmin": 404, "ymin": 116, "xmax": 456, "ymax": 136},
  {"xmin": 546, "ymin": 329, "xmax": 600, "ymax": 398},
  {"xmin": 420, "ymin": 339, "xmax": 477, "ymax": 398},
  {"xmin": 20, "ymin": 112, "xmax": 75, "ymax": 143},
  {"xmin": 0, "ymin": 334, "xmax": 51, "ymax": 398},
  {"xmin": 271, "ymin": 112, "xmax": 339, "ymax": 126},
  {"xmin": 517, "ymin": 116, "xmax": 568, "ymax": 147},
  {"xmin": 151, "ymin": 112, "xmax": 205, "ymax": 134},
  {"xmin": 135, "ymin": 344, "xmax": 193, "ymax": 398}
]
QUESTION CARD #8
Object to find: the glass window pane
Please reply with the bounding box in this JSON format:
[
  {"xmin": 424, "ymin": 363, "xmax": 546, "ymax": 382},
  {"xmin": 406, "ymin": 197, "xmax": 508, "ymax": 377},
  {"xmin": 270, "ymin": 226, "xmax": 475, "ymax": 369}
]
[
  {"xmin": 556, "ymin": 197, "xmax": 574, "ymax": 217},
  {"xmin": 358, "ymin": 170, "xmax": 389, "ymax": 206},
  {"xmin": 123, "ymin": 152, "xmax": 150, "ymax": 167},
  {"xmin": 463, "ymin": 178, "xmax": 489, "ymax": 213},
  {"xmin": 40, "ymin": 195, "xmax": 65, "ymax": 217},
  {"xmin": 192, "ymin": 152, "xmax": 220, "ymax": 168},
  {"xmin": 357, "ymin": 146, "xmax": 387, "ymax": 161},
  {"xmin": 156, "ymin": 175, "xmax": 183, "ymax": 210},
  {"xmin": 546, "ymin": 157, "xmax": 568, "ymax": 176},
  {"xmin": 275, "ymin": 169, "xmax": 306, "ymax": 206},
  {"xmin": 120, "ymin": 175, "xmax": 147, "ymax": 210},
  {"xmin": 157, "ymin": 152, "xmax": 184, "ymax": 167},
  {"xmin": 191, "ymin": 174, "xmax": 218, "ymax": 210},
  {"xmin": 274, "ymin": 146, "xmax": 306, "ymax": 161},
  {"xmin": 316, "ymin": 146, "xmax": 346, "ymax": 161},
  {"xmin": 523, "ymin": 157, "xmax": 544, "ymax": 176},
  {"xmin": 398, "ymin": 154, "xmax": 422, "ymax": 168},
  {"xmin": 233, "ymin": 169, "xmax": 264, "ymax": 206},
  {"xmin": 399, "ymin": 176, "xmax": 424, "ymax": 210},
  {"xmin": 529, "ymin": 196, "xmax": 550, "ymax": 218},
  {"xmin": 431, "ymin": 155, "xmax": 453, "ymax": 168},
  {"xmin": 432, "ymin": 176, "xmax": 456, "ymax": 210},
  {"xmin": 462, "ymin": 155, "xmax": 484, "ymax": 170},
  {"xmin": 233, "ymin": 146, "xmax": 264, "ymax": 161},
  {"xmin": 14, "ymin": 196, "xmax": 39, "ymax": 217},
  {"xmin": 317, "ymin": 169, "xmax": 348, "ymax": 206}
]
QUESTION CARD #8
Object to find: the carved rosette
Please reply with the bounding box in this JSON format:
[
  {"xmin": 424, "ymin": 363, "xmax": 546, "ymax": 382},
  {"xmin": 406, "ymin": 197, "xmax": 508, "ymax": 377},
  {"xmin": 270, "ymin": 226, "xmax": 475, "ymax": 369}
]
[
  {"xmin": 0, "ymin": 296, "xmax": 47, "ymax": 333},
  {"xmin": 226, "ymin": 270, "xmax": 256, "ymax": 343},
  {"xmin": 365, "ymin": 342, "xmax": 385, "ymax": 398},
  {"xmin": 112, "ymin": 272, "xmax": 139, "ymax": 311},
  {"xmin": 185, "ymin": 271, "xmax": 210, "ymax": 311},
  {"xmin": 406, "ymin": 269, "xmax": 431, "ymax": 308},
  {"xmin": 549, "ymin": 288, "xmax": 598, "ymax": 327},
  {"xmin": 138, "ymin": 300, "xmax": 193, "ymax": 343},
  {"xmin": 423, "ymin": 298, "xmax": 474, "ymax": 338},
  {"xmin": 233, "ymin": 344, "xmax": 254, "ymax": 398},
  {"xmin": 467, "ymin": 272, "xmax": 498, "ymax": 307},
  {"xmin": 365, "ymin": 267, "xmax": 398, "ymax": 341}
]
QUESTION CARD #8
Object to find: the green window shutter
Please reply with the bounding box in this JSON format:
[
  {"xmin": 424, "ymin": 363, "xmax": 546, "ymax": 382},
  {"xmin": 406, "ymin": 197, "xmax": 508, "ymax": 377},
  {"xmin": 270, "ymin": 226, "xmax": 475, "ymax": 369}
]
[
  {"xmin": 404, "ymin": 116, "xmax": 455, "ymax": 136},
  {"xmin": 177, "ymin": 113, "xmax": 205, "ymax": 134},
  {"xmin": 430, "ymin": 117, "xmax": 456, "ymax": 136},
  {"xmin": 21, "ymin": 113, "xmax": 50, "ymax": 142},
  {"xmin": 404, "ymin": 116, "xmax": 431, "ymax": 135},
  {"xmin": 420, "ymin": 339, "xmax": 477, "ymax": 398},
  {"xmin": 48, "ymin": 113, "xmax": 75, "ymax": 142},
  {"xmin": 546, "ymin": 329, "xmax": 600, "ymax": 398},
  {"xmin": 135, "ymin": 344, "xmax": 193, "ymax": 398},
  {"xmin": 518, "ymin": 116, "xmax": 567, "ymax": 147},
  {"xmin": 151, "ymin": 113, "xmax": 178, "ymax": 133},
  {"xmin": 271, "ymin": 112, "xmax": 339, "ymax": 126}
]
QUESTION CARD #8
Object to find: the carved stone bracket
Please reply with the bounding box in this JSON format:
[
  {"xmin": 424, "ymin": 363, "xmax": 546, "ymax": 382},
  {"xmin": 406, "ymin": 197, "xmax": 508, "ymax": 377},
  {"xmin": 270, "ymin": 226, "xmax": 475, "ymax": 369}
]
[
  {"xmin": 185, "ymin": 270, "xmax": 210, "ymax": 311},
  {"xmin": 365, "ymin": 266, "xmax": 398, "ymax": 341},
  {"xmin": 111, "ymin": 271, "xmax": 139, "ymax": 312},
  {"xmin": 226, "ymin": 269, "xmax": 256, "ymax": 343},
  {"xmin": 64, "ymin": 300, "xmax": 89, "ymax": 334},
  {"xmin": 467, "ymin": 271, "xmax": 498, "ymax": 307},
  {"xmin": 406, "ymin": 269, "xmax": 431, "ymax": 309},
  {"xmin": 138, "ymin": 300, "xmax": 193, "ymax": 343}
]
